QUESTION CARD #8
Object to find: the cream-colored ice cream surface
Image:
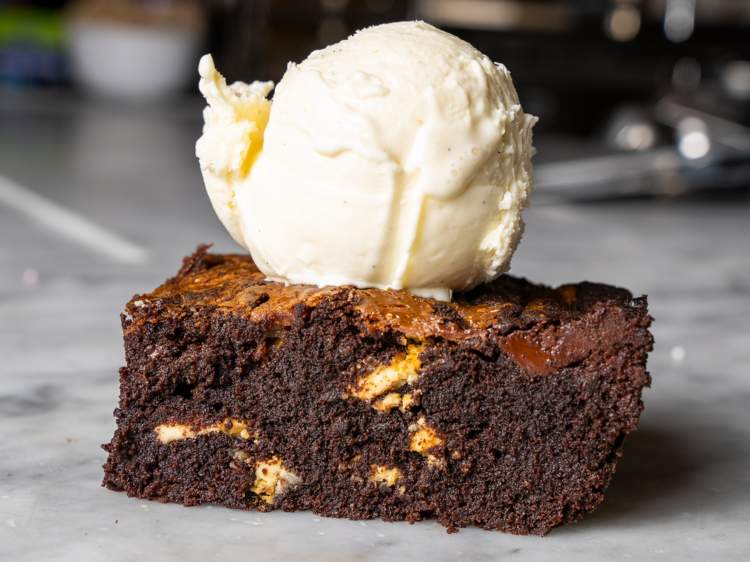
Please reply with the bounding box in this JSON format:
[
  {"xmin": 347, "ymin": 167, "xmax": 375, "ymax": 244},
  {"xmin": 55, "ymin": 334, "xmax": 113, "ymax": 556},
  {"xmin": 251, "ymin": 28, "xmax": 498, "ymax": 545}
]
[
  {"xmin": 197, "ymin": 21, "xmax": 536, "ymax": 301},
  {"xmin": 196, "ymin": 55, "xmax": 273, "ymax": 246}
]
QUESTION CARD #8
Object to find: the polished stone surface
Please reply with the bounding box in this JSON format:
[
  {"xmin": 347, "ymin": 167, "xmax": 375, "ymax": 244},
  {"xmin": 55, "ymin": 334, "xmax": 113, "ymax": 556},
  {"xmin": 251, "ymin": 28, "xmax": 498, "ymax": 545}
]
[{"xmin": 1, "ymin": 94, "xmax": 749, "ymax": 561}]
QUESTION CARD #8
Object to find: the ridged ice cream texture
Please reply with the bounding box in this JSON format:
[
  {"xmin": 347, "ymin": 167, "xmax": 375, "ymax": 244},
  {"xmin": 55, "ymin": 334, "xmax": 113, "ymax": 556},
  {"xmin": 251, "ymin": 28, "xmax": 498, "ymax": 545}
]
[{"xmin": 196, "ymin": 21, "xmax": 536, "ymax": 301}]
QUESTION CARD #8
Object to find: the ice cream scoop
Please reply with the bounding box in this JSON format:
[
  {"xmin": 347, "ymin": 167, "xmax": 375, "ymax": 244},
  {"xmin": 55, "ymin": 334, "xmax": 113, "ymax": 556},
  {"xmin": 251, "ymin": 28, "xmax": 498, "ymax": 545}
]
[{"xmin": 196, "ymin": 21, "xmax": 536, "ymax": 301}]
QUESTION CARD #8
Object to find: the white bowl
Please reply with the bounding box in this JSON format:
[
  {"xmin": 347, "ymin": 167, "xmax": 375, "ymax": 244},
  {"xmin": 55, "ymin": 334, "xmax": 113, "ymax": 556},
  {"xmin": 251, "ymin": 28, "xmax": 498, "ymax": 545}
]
[{"xmin": 67, "ymin": 19, "xmax": 201, "ymax": 101}]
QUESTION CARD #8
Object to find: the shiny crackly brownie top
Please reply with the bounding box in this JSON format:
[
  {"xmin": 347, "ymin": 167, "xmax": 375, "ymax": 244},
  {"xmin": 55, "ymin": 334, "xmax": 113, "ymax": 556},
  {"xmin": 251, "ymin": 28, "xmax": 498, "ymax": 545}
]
[{"xmin": 126, "ymin": 246, "xmax": 648, "ymax": 375}]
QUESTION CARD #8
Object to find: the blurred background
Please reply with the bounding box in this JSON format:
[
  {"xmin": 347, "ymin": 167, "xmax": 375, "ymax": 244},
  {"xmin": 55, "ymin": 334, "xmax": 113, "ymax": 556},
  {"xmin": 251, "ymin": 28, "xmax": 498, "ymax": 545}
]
[{"xmin": 2, "ymin": 0, "xmax": 750, "ymax": 207}]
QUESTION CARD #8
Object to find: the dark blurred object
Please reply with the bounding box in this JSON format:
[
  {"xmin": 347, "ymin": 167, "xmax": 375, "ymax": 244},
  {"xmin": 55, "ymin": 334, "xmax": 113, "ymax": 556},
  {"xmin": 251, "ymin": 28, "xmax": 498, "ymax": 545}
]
[
  {"xmin": 204, "ymin": 0, "xmax": 268, "ymax": 85},
  {"xmin": 672, "ymin": 55, "xmax": 701, "ymax": 94},
  {"xmin": 65, "ymin": 0, "xmax": 206, "ymax": 101},
  {"xmin": 205, "ymin": 0, "xmax": 410, "ymax": 84},
  {"xmin": 0, "ymin": 7, "xmax": 67, "ymax": 87},
  {"xmin": 533, "ymin": 93, "xmax": 750, "ymax": 202}
]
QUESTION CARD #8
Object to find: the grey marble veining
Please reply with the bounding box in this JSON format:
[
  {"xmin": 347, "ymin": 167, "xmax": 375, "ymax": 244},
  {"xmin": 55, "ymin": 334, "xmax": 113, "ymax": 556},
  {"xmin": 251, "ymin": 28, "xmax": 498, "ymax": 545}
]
[{"xmin": 1, "ymin": 94, "xmax": 749, "ymax": 561}]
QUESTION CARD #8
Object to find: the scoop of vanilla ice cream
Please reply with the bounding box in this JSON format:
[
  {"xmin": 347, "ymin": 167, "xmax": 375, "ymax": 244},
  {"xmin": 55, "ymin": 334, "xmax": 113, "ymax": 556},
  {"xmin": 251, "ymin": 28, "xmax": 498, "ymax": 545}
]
[{"xmin": 196, "ymin": 21, "xmax": 536, "ymax": 301}]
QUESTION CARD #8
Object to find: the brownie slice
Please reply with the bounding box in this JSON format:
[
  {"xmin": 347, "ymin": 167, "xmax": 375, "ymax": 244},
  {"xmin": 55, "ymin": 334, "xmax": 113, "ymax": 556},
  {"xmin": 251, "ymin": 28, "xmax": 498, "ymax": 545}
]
[{"xmin": 102, "ymin": 245, "xmax": 653, "ymax": 536}]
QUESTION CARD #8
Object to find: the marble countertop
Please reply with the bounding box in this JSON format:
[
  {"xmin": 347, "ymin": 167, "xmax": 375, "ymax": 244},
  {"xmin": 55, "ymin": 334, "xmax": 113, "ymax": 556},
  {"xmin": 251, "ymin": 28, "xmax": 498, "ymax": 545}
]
[{"xmin": 1, "ymin": 95, "xmax": 749, "ymax": 561}]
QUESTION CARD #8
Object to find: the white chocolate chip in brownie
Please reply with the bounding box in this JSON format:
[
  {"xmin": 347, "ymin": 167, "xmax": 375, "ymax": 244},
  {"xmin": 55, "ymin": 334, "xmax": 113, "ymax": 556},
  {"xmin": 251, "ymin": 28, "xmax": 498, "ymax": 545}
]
[
  {"xmin": 248, "ymin": 457, "xmax": 300, "ymax": 504},
  {"xmin": 155, "ymin": 424, "xmax": 196, "ymax": 444},
  {"xmin": 399, "ymin": 393, "xmax": 415, "ymax": 412},
  {"xmin": 373, "ymin": 392, "xmax": 418, "ymax": 414},
  {"xmin": 350, "ymin": 344, "xmax": 424, "ymax": 407},
  {"xmin": 409, "ymin": 416, "xmax": 446, "ymax": 469},
  {"xmin": 368, "ymin": 465, "xmax": 401, "ymax": 487},
  {"xmin": 154, "ymin": 419, "xmax": 251, "ymax": 444}
]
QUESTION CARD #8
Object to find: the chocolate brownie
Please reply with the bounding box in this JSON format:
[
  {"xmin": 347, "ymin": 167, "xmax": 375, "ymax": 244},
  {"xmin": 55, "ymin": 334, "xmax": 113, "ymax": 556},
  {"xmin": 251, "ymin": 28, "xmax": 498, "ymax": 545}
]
[{"xmin": 102, "ymin": 245, "xmax": 653, "ymax": 535}]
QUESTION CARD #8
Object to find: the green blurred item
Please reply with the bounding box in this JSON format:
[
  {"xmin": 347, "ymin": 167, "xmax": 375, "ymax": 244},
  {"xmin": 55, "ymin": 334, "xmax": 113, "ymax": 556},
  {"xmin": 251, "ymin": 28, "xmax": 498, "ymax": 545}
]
[{"xmin": 0, "ymin": 7, "xmax": 67, "ymax": 86}]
